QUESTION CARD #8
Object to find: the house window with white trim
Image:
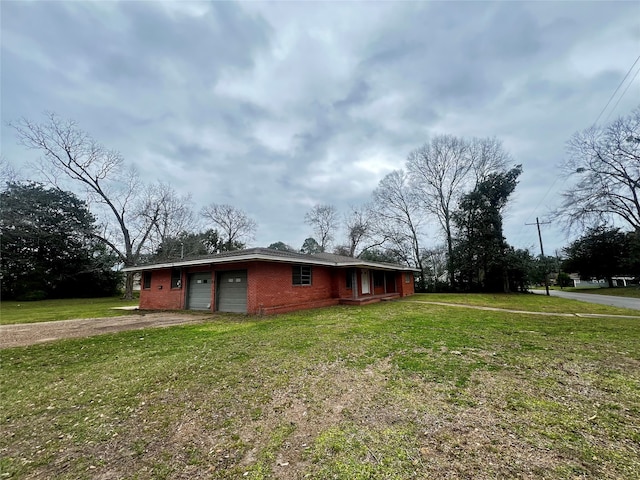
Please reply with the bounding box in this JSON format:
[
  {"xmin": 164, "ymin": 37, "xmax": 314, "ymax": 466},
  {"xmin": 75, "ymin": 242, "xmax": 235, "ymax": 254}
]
[{"xmin": 292, "ymin": 265, "xmax": 312, "ymax": 285}]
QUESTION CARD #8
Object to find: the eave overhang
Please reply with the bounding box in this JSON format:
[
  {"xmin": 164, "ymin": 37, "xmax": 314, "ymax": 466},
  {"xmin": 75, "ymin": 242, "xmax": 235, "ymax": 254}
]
[{"xmin": 122, "ymin": 252, "xmax": 420, "ymax": 273}]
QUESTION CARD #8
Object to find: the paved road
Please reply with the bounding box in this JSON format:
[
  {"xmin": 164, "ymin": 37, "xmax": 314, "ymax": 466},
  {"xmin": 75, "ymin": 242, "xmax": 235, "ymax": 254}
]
[{"xmin": 531, "ymin": 289, "xmax": 640, "ymax": 311}]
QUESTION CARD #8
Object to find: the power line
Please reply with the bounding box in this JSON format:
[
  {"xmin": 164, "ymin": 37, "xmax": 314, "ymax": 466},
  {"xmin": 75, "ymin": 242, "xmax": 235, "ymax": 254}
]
[
  {"xmin": 521, "ymin": 55, "xmax": 640, "ymax": 236},
  {"xmin": 522, "ymin": 174, "xmax": 561, "ymax": 227},
  {"xmin": 604, "ymin": 63, "xmax": 640, "ymax": 123},
  {"xmin": 592, "ymin": 53, "xmax": 640, "ymax": 127}
]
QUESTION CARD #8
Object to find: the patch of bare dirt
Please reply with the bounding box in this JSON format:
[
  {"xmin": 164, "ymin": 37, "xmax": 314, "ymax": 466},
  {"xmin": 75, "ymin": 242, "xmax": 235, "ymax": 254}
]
[
  {"xmin": 0, "ymin": 313, "xmax": 210, "ymax": 348},
  {"xmin": 236, "ymin": 358, "xmax": 396, "ymax": 479}
]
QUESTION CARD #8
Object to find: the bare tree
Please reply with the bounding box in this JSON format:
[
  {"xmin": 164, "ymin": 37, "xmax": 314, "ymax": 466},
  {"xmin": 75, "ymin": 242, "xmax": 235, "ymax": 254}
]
[
  {"xmin": 468, "ymin": 137, "xmax": 510, "ymax": 184},
  {"xmin": 0, "ymin": 156, "xmax": 20, "ymax": 188},
  {"xmin": 407, "ymin": 135, "xmax": 470, "ymax": 286},
  {"xmin": 343, "ymin": 204, "xmax": 377, "ymax": 257},
  {"xmin": 10, "ymin": 113, "xmax": 179, "ymax": 298},
  {"xmin": 422, "ymin": 244, "xmax": 448, "ymax": 289},
  {"xmin": 556, "ymin": 107, "xmax": 640, "ymax": 232},
  {"xmin": 200, "ymin": 203, "xmax": 257, "ymax": 250},
  {"xmin": 372, "ymin": 170, "xmax": 425, "ymax": 284},
  {"xmin": 407, "ymin": 134, "xmax": 510, "ymax": 286},
  {"xmin": 304, "ymin": 204, "xmax": 338, "ymax": 252},
  {"xmin": 140, "ymin": 182, "xmax": 195, "ymax": 254}
]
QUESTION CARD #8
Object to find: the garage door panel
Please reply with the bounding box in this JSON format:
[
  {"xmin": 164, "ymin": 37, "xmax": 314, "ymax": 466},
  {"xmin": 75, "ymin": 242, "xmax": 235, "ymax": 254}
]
[
  {"xmin": 217, "ymin": 271, "xmax": 247, "ymax": 313},
  {"xmin": 188, "ymin": 273, "xmax": 212, "ymax": 310}
]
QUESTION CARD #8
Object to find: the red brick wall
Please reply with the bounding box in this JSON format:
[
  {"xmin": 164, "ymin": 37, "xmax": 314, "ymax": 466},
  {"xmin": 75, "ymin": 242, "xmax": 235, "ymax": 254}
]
[
  {"xmin": 138, "ymin": 261, "xmax": 416, "ymax": 313},
  {"xmin": 397, "ymin": 271, "xmax": 415, "ymax": 296},
  {"xmin": 139, "ymin": 268, "xmax": 185, "ymax": 310},
  {"xmin": 335, "ymin": 268, "xmax": 354, "ymax": 299},
  {"xmin": 250, "ymin": 262, "xmax": 335, "ymax": 314}
]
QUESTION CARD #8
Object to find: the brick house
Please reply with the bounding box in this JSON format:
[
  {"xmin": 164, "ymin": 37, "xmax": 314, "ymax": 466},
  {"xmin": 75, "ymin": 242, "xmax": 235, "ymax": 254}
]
[{"xmin": 123, "ymin": 248, "xmax": 417, "ymax": 315}]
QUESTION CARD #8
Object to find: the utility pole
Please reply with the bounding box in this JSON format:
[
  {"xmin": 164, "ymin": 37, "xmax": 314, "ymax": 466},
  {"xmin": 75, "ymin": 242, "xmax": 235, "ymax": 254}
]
[{"xmin": 526, "ymin": 217, "xmax": 552, "ymax": 296}]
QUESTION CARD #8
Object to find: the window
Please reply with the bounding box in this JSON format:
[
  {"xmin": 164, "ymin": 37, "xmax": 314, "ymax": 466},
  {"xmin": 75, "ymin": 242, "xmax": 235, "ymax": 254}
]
[
  {"xmin": 171, "ymin": 268, "xmax": 182, "ymax": 289},
  {"xmin": 405, "ymin": 273, "xmax": 411, "ymax": 284},
  {"xmin": 345, "ymin": 269, "xmax": 354, "ymax": 289},
  {"xmin": 292, "ymin": 265, "xmax": 312, "ymax": 285},
  {"xmin": 143, "ymin": 271, "xmax": 152, "ymax": 289}
]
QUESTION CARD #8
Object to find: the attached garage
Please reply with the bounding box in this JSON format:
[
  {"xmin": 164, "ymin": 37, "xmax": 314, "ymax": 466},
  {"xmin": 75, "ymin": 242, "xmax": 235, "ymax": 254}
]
[
  {"xmin": 187, "ymin": 272, "xmax": 212, "ymax": 310},
  {"xmin": 217, "ymin": 270, "xmax": 248, "ymax": 313},
  {"xmin": 127, "ymin": 248, "xmax": 417, "ymax": 315}
]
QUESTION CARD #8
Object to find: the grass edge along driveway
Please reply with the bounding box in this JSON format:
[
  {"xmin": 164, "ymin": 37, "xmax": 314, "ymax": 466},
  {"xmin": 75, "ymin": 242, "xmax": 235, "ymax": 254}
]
[{"xmin": 1, "ymin": 294, "xmax": 639, "ymax": 479}]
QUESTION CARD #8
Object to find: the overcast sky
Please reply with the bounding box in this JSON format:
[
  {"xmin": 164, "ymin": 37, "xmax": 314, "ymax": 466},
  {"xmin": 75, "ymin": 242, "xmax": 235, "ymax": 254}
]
[{"xmin": 2, "ymin": 0, "xmax": 639, "ymax": 255}]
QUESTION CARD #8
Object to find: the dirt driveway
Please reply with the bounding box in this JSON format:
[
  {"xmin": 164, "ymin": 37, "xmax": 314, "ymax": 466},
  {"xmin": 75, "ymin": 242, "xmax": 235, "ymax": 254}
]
[{"xmin": 0, "ymin": 312, "xmax": 210, "ymax": 349}]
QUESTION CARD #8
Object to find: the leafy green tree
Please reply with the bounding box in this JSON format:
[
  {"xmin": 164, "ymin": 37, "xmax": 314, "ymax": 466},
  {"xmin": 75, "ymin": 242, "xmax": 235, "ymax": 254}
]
[
  {"xmin": 267, "ymin": 241, "xmax": 295, "ymax": 252},
  {"xmin": 150, "ymin": 229, "xmax": 242, "ymax": 262},
  {"xmin": 1, "ymin": 183, "xmax": 121, "ymax": 299},
  {"xmin": 357, "ymin": 248, "xmax": 406, "ymax": 265},
  {"xmin": 556, "ymin": 272, "xmax": 572, "ymax": 288},
  {"xmin": 504, "ymin": 247, "xmax": 535, "ymax": 292},
  {"xmin": 300, "ymin": 237, "xmax": 322, "ymax": 254},
  {"xmin": 452, "ymin": 166, "xmax": 522, "ymax": 292},
  {"xmin": 563, "ymin": 226, "xmax": 634, "ymax": 287},
  {"xmin": 624, "ymin": 230, "xmax": 640, "ymax": 280},
  {"xmin": 529, "ymin": 255, "xmax": 559, "ymax": 286}
]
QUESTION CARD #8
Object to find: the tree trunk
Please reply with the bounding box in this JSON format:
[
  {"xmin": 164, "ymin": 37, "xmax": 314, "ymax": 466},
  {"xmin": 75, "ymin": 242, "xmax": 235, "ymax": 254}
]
[
  {"xmin": 446, "ymin": 230, "xmax": 455, "ymax": 288},
  {"xmin": 123, "ymin": 271, "xmax": 135, "ymax": 300}
]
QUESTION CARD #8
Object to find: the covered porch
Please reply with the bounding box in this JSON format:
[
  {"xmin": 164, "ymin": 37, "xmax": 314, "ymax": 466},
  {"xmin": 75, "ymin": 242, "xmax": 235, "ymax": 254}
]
[{"xmin": 339, "ymin": 292, "xmax": 401, "ymax": 306}]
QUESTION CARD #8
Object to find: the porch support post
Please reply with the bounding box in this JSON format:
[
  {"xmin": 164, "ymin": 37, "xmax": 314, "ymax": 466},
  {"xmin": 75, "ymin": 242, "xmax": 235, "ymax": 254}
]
[
  {"xmin": 383, "ymin": 271, "xmax": 387, "ymax": 294},
  {"xmin": 352, "ymin": 270, "xmax": 358, "ymax": 299}
]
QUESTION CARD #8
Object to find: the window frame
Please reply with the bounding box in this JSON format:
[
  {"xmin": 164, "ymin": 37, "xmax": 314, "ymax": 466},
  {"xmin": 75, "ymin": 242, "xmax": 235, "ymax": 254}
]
[
  {"xmin": 171, "ymin": 268, "xmax": 182, "ymax": 289},
  {"xmin": 142, "ymin": 271, "xmax": 152, "ymax": 289},
  {"xmin": 345, "ymin": 268, "xmax": 354, "ymax": 290},
  {"xmin": 292, "ymin": 265, "xmax": 312, "ymax": 286}
]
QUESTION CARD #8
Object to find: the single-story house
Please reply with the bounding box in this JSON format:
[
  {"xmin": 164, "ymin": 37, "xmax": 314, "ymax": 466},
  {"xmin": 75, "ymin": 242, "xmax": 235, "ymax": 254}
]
[{"xmin": 123, "ymin": 248, "xmax": 417, "ymax": 315}]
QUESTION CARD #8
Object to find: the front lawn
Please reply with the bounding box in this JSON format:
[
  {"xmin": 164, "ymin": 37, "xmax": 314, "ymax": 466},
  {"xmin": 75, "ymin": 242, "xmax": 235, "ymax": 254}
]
[
  {"xmin": 405, "ymin": 292, "xmax": 640, "ymax": 315},
  {"xmin": 0, "ymin": 296, "xmax": 140, "ymax": 325},
  {"xmin": 1, "ymin": 295, "xmax": 639, "ymax": 479}
]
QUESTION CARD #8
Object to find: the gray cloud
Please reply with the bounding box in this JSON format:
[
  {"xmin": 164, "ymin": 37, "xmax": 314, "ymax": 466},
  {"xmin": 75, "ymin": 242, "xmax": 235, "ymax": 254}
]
[{"xmin": 2, "ymin": 0, "xmax": 638, "ymax": 252}]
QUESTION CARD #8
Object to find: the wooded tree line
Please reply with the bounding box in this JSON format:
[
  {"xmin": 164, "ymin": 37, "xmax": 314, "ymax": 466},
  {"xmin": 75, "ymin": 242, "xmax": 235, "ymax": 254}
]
[
  {"xmin": 3, "ymin": 107, "xmax": 638, "ymax": 299},
  {"xmin": 296, "ymin": 108, "xmax": 639, "ymax": 292},
  {"xmin": 4, "ymin": 114, "xmax": 258, "ymax": 299},
  {"xmin": 294, "ymin": 137, "xmax": 526, "ymax": 292}
]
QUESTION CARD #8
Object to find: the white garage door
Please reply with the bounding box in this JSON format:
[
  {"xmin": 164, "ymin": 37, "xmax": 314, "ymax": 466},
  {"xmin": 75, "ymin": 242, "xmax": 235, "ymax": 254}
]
[
  {"xmin": 217, "ymin": 270, "xmax": 247, "ymax": 313},
  {"xmin": 187, "ymin": 273, "xmax": 212, "ymax": 310}
]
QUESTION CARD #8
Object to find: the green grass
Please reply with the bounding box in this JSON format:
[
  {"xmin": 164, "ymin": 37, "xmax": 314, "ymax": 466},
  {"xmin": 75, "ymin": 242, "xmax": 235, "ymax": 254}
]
[
  {"xmin": 0, "ymin": 296, "xmax": 140, "ymax": 325},
  {"xmin": 405, "ymin": 292, "xmax": 640, "ymax": 315},
  {"xmin": 1, "ymin": 295, "xmax": 639, "ymax": 479}
]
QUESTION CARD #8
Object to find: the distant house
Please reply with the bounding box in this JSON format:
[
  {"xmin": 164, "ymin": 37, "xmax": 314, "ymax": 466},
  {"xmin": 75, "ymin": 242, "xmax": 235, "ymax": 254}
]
[
  {"xmin": 567, "ymin": 273, "xmax": 636, "ymax": 288},
  {"xmin": 123, "ymin": 248, "xmax": 417, "ymax": 315}
]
